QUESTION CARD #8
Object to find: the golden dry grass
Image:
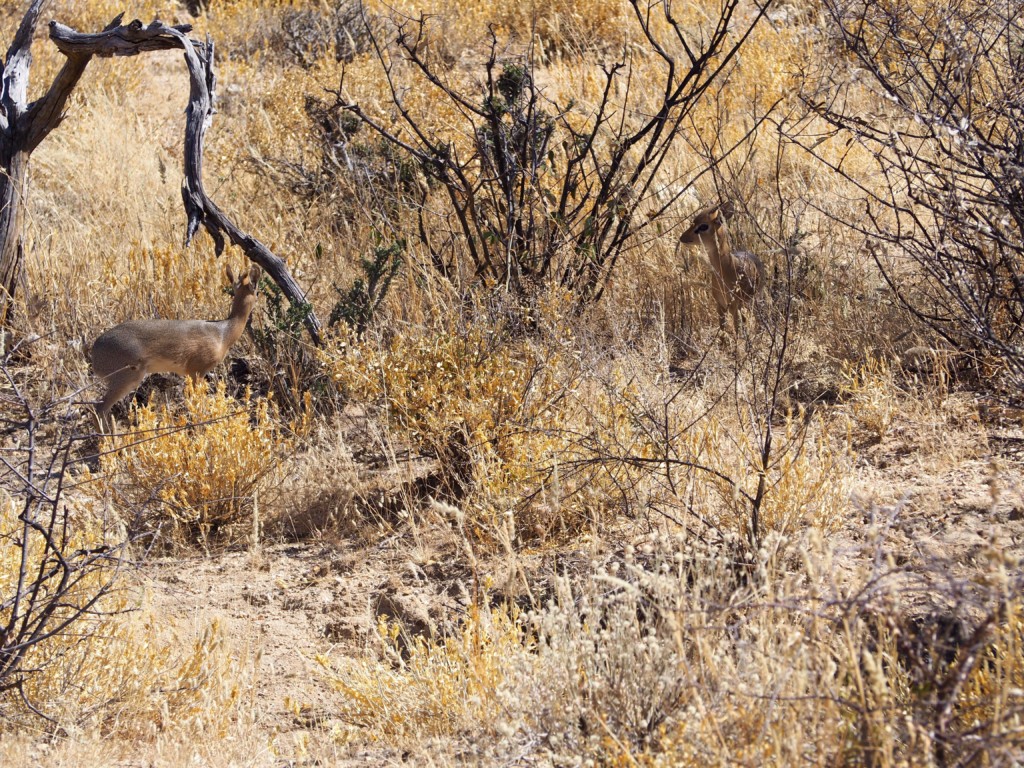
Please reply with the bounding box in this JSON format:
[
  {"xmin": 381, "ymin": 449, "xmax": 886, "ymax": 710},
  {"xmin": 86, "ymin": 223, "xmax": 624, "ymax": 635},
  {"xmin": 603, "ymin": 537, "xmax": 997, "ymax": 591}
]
[{"xmin": 1, "ymin": 0, "xmax": 1021, "ymax": 765}]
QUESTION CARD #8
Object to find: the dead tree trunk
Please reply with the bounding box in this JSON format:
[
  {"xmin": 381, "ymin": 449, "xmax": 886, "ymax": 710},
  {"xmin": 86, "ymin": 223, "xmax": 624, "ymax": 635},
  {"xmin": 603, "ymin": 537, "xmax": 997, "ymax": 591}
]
[
  {"xmin": 1, "ymin": 0, "xmax": 91, "ymax": 326},
  {"xmin": 0, "ymin": 151, "xmax": 29, "ymax": 316},
  {"xmin": 0, "ymin": 2, "xmax": 323, "ymax": 344}
]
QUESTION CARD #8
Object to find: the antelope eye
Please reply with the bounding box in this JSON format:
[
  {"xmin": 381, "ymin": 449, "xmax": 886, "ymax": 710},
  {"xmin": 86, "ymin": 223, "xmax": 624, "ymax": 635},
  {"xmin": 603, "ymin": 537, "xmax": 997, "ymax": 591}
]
[{"xmin": 695, "ymin": 223, "xmax": 709, "ymax": 233}]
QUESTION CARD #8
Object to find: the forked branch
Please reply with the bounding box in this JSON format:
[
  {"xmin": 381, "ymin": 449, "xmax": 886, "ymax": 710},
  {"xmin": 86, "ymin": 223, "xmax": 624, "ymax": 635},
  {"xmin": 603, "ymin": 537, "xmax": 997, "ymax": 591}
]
[{"xmin": 45, "ymin": 17, "xmax": 324, "ymax": 345}]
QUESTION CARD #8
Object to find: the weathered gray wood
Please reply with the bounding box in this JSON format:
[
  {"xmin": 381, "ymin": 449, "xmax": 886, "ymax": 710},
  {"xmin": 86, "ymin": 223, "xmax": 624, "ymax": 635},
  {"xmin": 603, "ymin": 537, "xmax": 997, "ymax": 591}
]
[
  {"xmin": 2, "ymin": 0, "xmax": 47, "ymax": 117},
  {"xmin": 1, "ymin": 5, "xmax": 176, "ymax": 322},
  {"xmin": 0, "ymin": 2, "xmax": 323, "ymax": 345},
  {"xmin": 48, "ymin": 19, "xmax": 324, "ymax": 344},
  {"xmin": 169, "ymin": 30, "xmax": 325, "ymax": 345},
  {"xmin": 48, "ymin": 16, "xmax": 190, "ymax": 57},
  {"xmin": 1, "ymin": 1, "xmax": 49, "ymax": 325},
  {"xmin": 0, "ymin": 151, "xmax": 28, "ymax": 320}
]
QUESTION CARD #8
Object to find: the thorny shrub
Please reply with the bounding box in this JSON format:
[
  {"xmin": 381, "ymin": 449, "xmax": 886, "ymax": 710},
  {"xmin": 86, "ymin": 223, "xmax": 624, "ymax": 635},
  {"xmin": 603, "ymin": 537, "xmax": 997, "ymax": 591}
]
[
  {"xmin": 0, "ymin": 493, "xmax": 123, "ymax": 723},
  {"xmin": 339, "ymin": 4, "xmax": 779, "ymax": 307},
  {"xmin": 328, "ymin": 236, "xmax": 404, "ymax": 336},
  {"xmin": 248, "ymin": 275, "xmax": 340, "ymax": 418},
  {"xmin": 805, "ymin": 0, "xmax": 1024, "ymax": 392},
  {"xmin": 186, "ymin": 0, "xmax": 377, "ymax": 66},
  {"xmin": 94, "ymin": 380, "xmax": 291, "ymax": 545},
  {"xmin": 1, "ymin": 496, "xmax": 243, "ymax": 734}
]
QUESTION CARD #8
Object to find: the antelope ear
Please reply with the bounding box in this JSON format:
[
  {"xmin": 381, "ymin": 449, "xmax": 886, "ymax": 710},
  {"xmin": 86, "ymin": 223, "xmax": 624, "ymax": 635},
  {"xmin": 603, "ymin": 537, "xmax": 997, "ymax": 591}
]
[
  {"xmin": 718, "ymin": 201, "xmax": 736, "ymax": 220},
  {"xmin": 248, "ymin": 265, "xmax": 262, "ymax": 286},
  {"xmin": 225, "ymin": 264, "xmax": 236, "ymax": 284}
]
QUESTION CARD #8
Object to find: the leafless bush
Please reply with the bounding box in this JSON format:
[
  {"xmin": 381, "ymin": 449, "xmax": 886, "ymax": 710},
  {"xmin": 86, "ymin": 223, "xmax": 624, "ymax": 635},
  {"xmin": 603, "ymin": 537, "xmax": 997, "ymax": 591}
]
[
  {"xmin": 799, "ymin": 0, "xmax": 1024, "ymax": 394},
  {"xmin": 0, "ymin": 350, "xmax": 129, "ymax": 722},
  {"xmin": 341, "ymin": 0, "xmax": 775, "ymax": 306},
  {"xmin": 270, "ymin": 92, "xmax": 422, "ymax": 235},
  {"xmin": 193, "ymin": 0, "xmax": 378, "ymax": 67},
  {"xmin": 280, "ymin": 0, "xmax": 376, "ymax": 67}
]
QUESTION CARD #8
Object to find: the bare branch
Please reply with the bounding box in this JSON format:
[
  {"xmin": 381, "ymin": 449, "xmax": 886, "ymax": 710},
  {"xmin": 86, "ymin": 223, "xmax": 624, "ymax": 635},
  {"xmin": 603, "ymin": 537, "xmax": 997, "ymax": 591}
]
[
  {"xmin": 1, "ymin": 0, "xmax": 47, "ymax": 114},
  {"xmin": 38, "ymin": 17, "xmax": 324, "ymax": 345},
  {"xmin": 799, "ymin": 0, "xmax": 1024, "ymax": 391},
  {"xmin": 1, "ymin": 6, "xmax": 323, "ymax": 344},
  {"xmin": 171, "ymin": 31, "xmax": 324, "ymax": 345}
]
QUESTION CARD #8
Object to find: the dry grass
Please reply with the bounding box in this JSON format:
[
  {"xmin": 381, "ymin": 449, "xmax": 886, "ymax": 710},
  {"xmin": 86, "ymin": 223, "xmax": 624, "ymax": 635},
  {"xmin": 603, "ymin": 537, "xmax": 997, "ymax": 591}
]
[
  {"xmin": 91, "ymin": 379, "xmax": 293, "ymax": 546},
  {"xmin": 1, "ymin": 0, "xmax": 1021, "ymax": 764},
  {"xmin": 0, "ymin": 502, "xmax": 249, "ymax": 736},
  {"xmin": 318, "ymin": 529, "xmax": 1024, "ymax": 764}
]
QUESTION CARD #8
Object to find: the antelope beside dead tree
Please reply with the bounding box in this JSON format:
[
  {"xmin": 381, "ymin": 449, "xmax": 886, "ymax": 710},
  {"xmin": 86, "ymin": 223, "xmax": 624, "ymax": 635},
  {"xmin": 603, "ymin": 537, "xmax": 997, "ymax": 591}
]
[
  {"xmin": 90, "ymin": 264, "xmax": 261, "ymax": 431},
  {"xmin": 679, "ymin": 202, "xmax": 765, "ymax": 333}
]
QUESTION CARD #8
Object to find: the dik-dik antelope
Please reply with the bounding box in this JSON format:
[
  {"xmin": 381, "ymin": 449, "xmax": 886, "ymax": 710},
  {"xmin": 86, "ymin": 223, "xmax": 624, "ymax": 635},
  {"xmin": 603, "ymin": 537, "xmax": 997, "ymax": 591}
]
[
  {"xmin": 90, "ymin": 264, "xmax": 261, "ymax": 430},
  {"xmin": 679, "ymin": 202, "xmax": 765, "ymax": 333}
]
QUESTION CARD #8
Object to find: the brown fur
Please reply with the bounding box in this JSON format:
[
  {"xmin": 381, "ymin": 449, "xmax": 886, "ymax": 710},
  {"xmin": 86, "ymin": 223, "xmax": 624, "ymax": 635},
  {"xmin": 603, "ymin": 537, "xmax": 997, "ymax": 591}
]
[
  {"xmin": 679, "ymin": 202, "xmax": 765, "ymax": 333},
  {"xmin": 90, "ymin": 264, "xmax": 261, "ymax": 430}
]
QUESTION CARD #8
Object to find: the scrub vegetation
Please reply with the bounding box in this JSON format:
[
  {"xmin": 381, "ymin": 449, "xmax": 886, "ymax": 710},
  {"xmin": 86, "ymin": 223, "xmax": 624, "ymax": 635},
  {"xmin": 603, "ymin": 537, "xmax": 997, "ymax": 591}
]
[{"xmin": 0, "ymin": 0, "xmax": 1022, "ymax": 764}]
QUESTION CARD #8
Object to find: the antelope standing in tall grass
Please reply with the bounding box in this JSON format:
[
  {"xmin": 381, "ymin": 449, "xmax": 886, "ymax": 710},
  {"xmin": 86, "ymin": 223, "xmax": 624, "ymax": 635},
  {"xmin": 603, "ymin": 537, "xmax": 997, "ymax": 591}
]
[
  {"xmin": 679, "ymin": 202, "xmax": 765, "ymax": 334},
  {"xmin": 90, "ymin": 264, "xmax": 261, "ymax": 431}
]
